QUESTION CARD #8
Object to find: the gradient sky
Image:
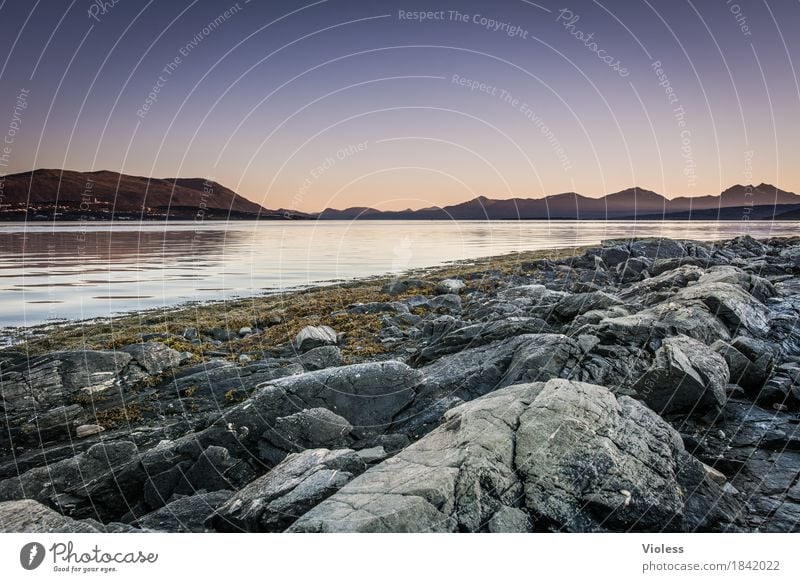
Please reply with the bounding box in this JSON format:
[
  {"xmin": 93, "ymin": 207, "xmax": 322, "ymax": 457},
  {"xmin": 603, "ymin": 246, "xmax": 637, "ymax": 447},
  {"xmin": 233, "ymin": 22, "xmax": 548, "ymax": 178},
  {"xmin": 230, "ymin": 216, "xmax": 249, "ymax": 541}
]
[{"xmin": 0, "ymin": 0, "xmax": 798, "ymax": 211}]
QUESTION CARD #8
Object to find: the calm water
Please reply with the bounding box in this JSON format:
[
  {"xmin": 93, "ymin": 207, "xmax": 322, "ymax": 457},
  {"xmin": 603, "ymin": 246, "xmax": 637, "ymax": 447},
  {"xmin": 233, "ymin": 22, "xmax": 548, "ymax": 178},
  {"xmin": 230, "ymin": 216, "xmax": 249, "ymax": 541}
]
[{"xmin": 0, "ymin": 220, "xmax": 797, "ymax": 330}]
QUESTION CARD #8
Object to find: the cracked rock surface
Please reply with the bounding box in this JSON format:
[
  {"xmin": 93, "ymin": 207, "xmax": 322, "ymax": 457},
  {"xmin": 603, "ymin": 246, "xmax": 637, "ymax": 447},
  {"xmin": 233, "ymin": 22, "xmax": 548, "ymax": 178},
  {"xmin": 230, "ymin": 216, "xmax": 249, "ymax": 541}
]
[{"xmin": 2, "ymin": 235, "xmax": 800, "ymax": 532}]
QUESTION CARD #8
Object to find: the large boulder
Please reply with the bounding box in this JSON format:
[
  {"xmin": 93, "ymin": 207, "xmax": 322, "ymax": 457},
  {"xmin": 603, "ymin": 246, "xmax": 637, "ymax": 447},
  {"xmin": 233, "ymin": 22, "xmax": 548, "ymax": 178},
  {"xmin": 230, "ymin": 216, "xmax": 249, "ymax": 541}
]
[
  {"xmin": 209, "ymin": 448, "xmax": 365, "ymax": 532},
  {"xmin": 698, "ymin": 266, "xmax": 776, "ymax": 302},
  {"xmin": 594, "ymin": 301, "xmax": 731, "ymax": 347},
  {"xmin": 289, "ymin": 379, "xmax": 736, "ymax": 532},
  {"xmin": 631, "ymin": 335, "xmax": 729, "ymax": 415},
  {"xmin": 289, "ymin": 383, "xmax": 540, "ymax": 532},
  {"xmin": 515, "ymin": 380, "xmax": 696, "ymax": 531},
  {"xmin": 0, "ymin": 350, "xmax": 141, "ymax": 446},
  {"xmin": 0, "ymin": 440, "xmax": 145, "ymax": 521},
  {"xmin": 673, "ymin": 282, "xmax": 771, "ymax": 337},
  {"xmin": 197, "ymin": 361, "xmax": 422, "ymax": 462}
]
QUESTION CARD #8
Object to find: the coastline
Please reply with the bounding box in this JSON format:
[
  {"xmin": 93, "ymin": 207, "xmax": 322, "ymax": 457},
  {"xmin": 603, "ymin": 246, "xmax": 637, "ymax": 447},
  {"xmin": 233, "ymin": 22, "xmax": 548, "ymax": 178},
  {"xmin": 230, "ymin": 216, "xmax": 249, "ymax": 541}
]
[
  {"xmin": 5, "ymin": 244, "xmax": 586, "ymax": 357},
  {"xmin": 2, "ymin": 234, "xmax": 800, "ymax": 533}
]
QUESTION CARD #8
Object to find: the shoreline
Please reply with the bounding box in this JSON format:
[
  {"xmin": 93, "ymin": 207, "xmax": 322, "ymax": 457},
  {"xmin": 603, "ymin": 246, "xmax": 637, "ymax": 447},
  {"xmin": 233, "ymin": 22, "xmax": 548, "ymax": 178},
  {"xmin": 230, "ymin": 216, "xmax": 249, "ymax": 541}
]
[
  {"xmin": 3, "ymin": 233, "xmax": 800, "ymax": 533},
  {"xmin": 3, "ymin": 244, "xmax": 587, "ymax": 357}
]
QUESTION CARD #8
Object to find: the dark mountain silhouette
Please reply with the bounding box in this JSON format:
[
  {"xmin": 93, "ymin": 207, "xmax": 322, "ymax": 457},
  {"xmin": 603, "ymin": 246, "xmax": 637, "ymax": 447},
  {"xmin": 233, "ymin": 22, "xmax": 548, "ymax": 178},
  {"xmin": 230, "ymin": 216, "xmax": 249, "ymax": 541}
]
[
  {"xmin": 313, "ymin": 184, "xmax": 800, "ymax": 220},
  {"xmin": 2, "ymin": 170, "xmax": 799, "ymax": 221},
  {"xmin": 0, "ymin": 169, "xmax": 301, "ymax": 220}
]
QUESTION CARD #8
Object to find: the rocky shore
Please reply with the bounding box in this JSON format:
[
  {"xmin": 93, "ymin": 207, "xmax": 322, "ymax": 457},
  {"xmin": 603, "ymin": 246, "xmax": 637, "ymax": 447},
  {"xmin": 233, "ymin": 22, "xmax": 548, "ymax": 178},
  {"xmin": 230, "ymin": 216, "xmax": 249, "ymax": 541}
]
[{"xmin": 2, "ymin": 235, "xmax": 800, "ymax": 533}]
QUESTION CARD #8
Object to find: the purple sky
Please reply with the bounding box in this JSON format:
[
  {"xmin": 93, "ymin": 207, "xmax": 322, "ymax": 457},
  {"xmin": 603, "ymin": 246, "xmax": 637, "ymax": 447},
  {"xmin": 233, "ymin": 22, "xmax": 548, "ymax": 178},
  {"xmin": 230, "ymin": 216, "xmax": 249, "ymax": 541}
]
[{"xmin": 1, "ymin": 0, "xmax": 798, "ymax": 211}]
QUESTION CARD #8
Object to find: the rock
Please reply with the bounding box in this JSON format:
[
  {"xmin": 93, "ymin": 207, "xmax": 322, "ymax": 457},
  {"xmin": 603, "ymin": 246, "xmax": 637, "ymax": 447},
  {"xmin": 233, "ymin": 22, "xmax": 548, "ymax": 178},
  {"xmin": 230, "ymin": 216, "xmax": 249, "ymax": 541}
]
[
  {"xmin": 209, "ymin": 448, "xmax": 365, "ymax": 532},
  {"xmin": 175, "ymin": 445, "xmax": 254, "ymax": 495},
  {"xmin": 498, "ymin": 284, "xmax": 549, "ymax": 302},
  {"xmin": 293, "ymin": 325, "xmax": 338, "ymax": 352},
  {"xmin": 487, "ymin": 506, "xmax": 533, "ymax": 533},
  {"xmin": 597, "ymin": 244, "xmax": 631, "ymax": 267},
  {"xmin": 168, "ymin": 359, "xmax": 302, "ymax": 406},
  {"xmin": 12, "ymin": 404, "xmax": 89, "ymax": 446},
  {"xmin": 0, "ymin": 499, "xmax": 101, "ymax": 533},
  {"xmin": 209, "ymin": 328, "xmax": 238, "ymax": 342},
  {"xmin": 553, "ymin": 291, "xmax": 623, "ymax": 320},
  {"xmin": 122, "ymin": 342, "xmax": 182, "ymax": 375},
  {"xmin": 290, "ymin": 379, "xmax": 733, "ymax": 532},
  {"xmin": 699, "ymin": 266, "xmax": 776, "ymax": 302},
  {"xmin": 617, "ymin": 265, "xmax": 704, "ymax": 303},
  {"xmin": 629, "ymin": 238, "xmax": 687, "ymax": 259},
  {"xmin": 404, "ymin": 295, "xmax": 429, "ymax": 309},
  {"xmin": 413, "ymin": 317, "xmax": 549, "ymax": 363},
  {"xmin": 76, "ymin": 424, "xmax": 105, "ymax": 438},
  {"xmin": 289, "ymin": 383, "xmax": 539, "ymax": 532},
  {"xmin": 297, "ymin": 345, "xmax": 343, "ymax": 371},
  {"xmin": 673, "ymin": 282, "xmax": 771, "ymax": 337},
  {"xmin": 355, "ymin": 433, "xmax": 410, "ymax": 453},
  {"xmin": 703, "ymin": 463, "xmax": 728, "ymax": 485},
  {"xmin": 428, "ymin": 294, "xmax": 462, "ymax": 314},
  {"xmin": 617, "ymin": 257, "xmax": 651, "ymax": 283},
  {"xmin": 356, "ymin": 446, "xmax": 388, "ymax": 464},
  {"xmin": 382, "ymin": 278, "xmax": 429, "ymax": 295},
  {"xmin": 466, "ymin": 299, "xmax": 525, "ymax": 321},
  {"xmin": 420, "ymin": 315, "xmax": 465, "ymax": 340},
  {"xmin": 595, "ymin": 301, "xmax": 731, "ymax": 346},
  {"xmin": 396, "ymin": 336, "xmax": 531, "ymax": 437},
  {"xmin": 514, "ymin": 380, "xmax": 724, "ymax": 532},
  {"xmin": 265, "ymin": 311, "xmax": 286, "ymax": 326},
  {"xmin": 712, "ymin": 341, "xmax": 753, "ymax": 388},
  {"xmin": 0, "ymin": 440, "xmax": 144, "ymax": 521},
  {"xmin": 632, "ymin": 335, "xmax": 729, "ymax": 415},
  {"xmin": 650, "ymin": 256, "xmax": 711, "ymax": 276},
  {"xmin": 712, "ymin": 338, "xmax": 775, "ymax": 392},
  {"xmin": 0, "ymin": 351, "xmax": 136, "ymax": 419},
  {"xmin": 498, "ymin": 334, "xmax": 583, "ymax": 387},
  {"xmin": 436, "ymin": 279, "xmax": 466, "ymax": 295},
  {"xmin": 137, "ymin": 491, "xmax": 231, "ymax": 532},
  {"xmin": 207, "ymin": 361, "xmax": 422, "ymax": 463},
  {"xmin": 731, "ymin": 337, "xmax": 777, "ymax": 389},
  {"xmin": 239, "ymin": 326, "xmax": 253, "ymax": 336},
  {"xmin": 266, "ymin": 408, "xmax": 352, "ymax": 455}
]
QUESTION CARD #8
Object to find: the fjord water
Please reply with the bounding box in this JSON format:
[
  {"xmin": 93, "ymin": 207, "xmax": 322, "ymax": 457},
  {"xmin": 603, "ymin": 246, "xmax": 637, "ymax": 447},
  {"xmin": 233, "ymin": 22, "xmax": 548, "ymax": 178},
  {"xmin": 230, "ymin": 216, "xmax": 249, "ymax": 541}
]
[{"xmin": 0, "ymin": 220, "xmax": 796, "ymax": 329}]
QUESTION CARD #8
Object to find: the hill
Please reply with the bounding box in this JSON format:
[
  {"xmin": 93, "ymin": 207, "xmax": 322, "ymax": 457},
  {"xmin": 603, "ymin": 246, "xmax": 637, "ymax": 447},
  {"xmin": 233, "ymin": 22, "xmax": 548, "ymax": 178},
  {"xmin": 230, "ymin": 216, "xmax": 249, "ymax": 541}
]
[{"xmin": 0, "ymin": 169, "xmax": 295, "ymax": 220}]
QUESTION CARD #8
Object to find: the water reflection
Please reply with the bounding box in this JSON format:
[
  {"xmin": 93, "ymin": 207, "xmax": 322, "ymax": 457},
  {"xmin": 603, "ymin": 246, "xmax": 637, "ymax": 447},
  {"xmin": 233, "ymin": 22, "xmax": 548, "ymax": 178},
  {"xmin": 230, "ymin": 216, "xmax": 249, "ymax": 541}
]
[{"xmin": 0, "ymin": 220, "xmax": 795, "ymax": 328}]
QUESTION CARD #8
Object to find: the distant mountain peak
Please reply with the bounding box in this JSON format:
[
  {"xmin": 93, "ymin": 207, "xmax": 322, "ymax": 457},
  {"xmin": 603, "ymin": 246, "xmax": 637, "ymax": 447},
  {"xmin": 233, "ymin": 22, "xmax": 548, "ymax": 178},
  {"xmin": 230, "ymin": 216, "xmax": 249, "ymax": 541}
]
[{"xmin": 2, "ymin": 169, "xmax": 798, "ymax": 222}]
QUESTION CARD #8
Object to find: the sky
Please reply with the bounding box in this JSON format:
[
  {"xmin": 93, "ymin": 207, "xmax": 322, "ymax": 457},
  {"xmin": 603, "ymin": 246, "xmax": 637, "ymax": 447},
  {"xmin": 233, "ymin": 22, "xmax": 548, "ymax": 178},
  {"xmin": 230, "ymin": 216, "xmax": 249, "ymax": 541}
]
[{"xmin": 0, "ymin": 0, "xmax": 798, "ymax": 212}]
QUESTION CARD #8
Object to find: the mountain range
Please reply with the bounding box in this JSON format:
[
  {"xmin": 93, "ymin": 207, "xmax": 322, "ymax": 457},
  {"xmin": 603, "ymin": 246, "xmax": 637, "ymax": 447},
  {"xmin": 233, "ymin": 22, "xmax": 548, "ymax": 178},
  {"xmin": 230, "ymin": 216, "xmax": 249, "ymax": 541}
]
[{"xmin": 2, "ymin": 169, "xmax": 800, "ymax": 221}]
